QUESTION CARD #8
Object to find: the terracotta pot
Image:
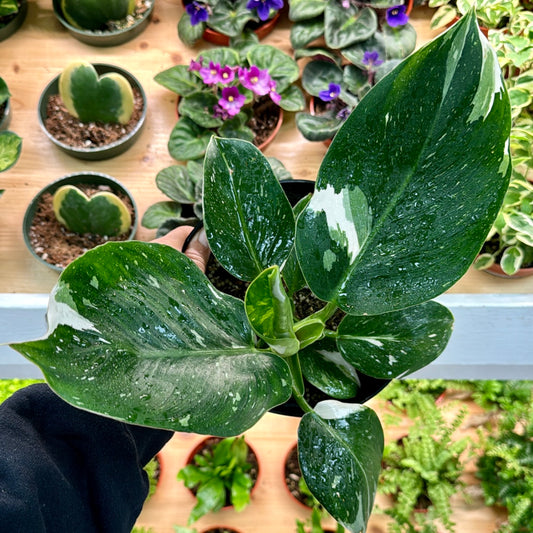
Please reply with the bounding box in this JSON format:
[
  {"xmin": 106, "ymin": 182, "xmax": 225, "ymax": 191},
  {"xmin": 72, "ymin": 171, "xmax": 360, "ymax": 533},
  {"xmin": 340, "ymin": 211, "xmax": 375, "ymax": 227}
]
[
  {"xmin": 483, "ymin": 262, "xmax": 533, "ymax": 278},
  {"xmin": 283, "ymin": 442, "xmax": 312, "ymax": 510},
  {"xmin": 52, "ymin": 0, "xmax": 154, "ymax": 47},
  {"xmin": 38, "ymin": 63, "xmax": 147, "ymax": 161},
  {"xmin": 308, "ymin": 97, "xmax": 334, "ymax": 147},
  {"xmin": 447, "ymin": 15, "xmax": 489, "ymax": 37},
  {"xmin": 0, "ymin": 0, "xmax": 27, "ymax": 42},
  {"xmin": 183, "ymin": 436, "xmax": 260, "ymax": 509},
  {"xmin": 175, "ymin": 96, "xmax": 283, "ymax": 154},
  {"xmin": 145, "ymin": 452, "xmax": 164, "ymax": 501},
  {"xmin": 23, "ymin": 172, "xmax": 138, "ymax": 272},
  {"xmin": 181, "ymin": 1, "xmax": 280, "ymax": 46}
]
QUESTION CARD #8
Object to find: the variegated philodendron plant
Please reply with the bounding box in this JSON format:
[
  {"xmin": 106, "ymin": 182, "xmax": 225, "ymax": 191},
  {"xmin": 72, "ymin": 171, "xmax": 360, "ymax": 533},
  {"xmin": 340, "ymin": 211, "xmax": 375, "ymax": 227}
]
[
  {"xmin": 52, "ymin": 185, "xmax": 132, "ymax": 237},
  {"xmin": 59, "ymin": 61, "xmax": 134, "ymax": 125},
  {"xmin": 10, "ymin": 13, "xmax": 511, "ymax": 533},
  {"xmin": 60, "ymin": 0, "xmax": 136, "ymax": 30}
]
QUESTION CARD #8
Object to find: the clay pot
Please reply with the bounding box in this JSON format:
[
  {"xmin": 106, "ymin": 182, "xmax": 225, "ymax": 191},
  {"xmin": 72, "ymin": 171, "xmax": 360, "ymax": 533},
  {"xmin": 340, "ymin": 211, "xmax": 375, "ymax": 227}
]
[
  {"xmin": 23, "ymin": 172, "xmax": 138, "ymax": 272},
  {"xmin": 52, "ymin": 0, "xmax": 154, "ymax": 47},
  {"xmin": 484, "ymin": 262, "xmax": 533, "ymax": 278},
  {"xmin": 38, "ymin": 64, "xmax": 147, "ymax": 161},
  {"xmin": 0, "ymin": 0, "xmax": 27, "ymax": 42}
]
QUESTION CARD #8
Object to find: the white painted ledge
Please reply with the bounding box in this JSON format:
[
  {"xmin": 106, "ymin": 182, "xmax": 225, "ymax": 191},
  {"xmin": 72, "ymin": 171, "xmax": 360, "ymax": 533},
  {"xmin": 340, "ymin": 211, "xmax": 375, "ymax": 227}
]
[{"xmin": 1, "ymin": 293, "xmax": 532, "ymax": 380}]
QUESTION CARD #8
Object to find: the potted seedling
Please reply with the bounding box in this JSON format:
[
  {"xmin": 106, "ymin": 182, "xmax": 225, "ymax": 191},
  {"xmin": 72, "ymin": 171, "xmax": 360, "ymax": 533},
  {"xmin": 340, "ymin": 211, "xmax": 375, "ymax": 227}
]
[
  {"xmin": 178, "ymin": 435, "xmax": 259, "ymax": 524},
  {"xmin": 9, "ymin": 13, "xmax": 512, "ymax": 533},
  {"xmin": 288, "ymin": 0, "xmax": 415, "ymax": 61},
  {"xmin": 0, "ymin": 75, "xmax": 12, "ymax": 130},
  {"xmin": 0, "ymin": 0, "xmax": 27, "ymax": 41},
  {"xmin": 23, "ymin": 172, "xmax": 137, "ymax": 271},
  {"xmin": 0, "ymin": 76, "xmax": 22, "ymax": 171},
  {"xmin": 154, "ymin": 39, "xmax": 304, "ymax": 162},
  {"xmin": 377, "ymin": 403, "xmax": 471, "ymax": 533},
  {"xmin": 38, "ymin": 60, "xmax": 147, "ymax": 161},
  {"xmin": 178, "ymin": 0, "xmax": 283, "ymax": 47},
  {"xmin": 52, "ymin": 0, "xmax": 154, "ymax": 46}
]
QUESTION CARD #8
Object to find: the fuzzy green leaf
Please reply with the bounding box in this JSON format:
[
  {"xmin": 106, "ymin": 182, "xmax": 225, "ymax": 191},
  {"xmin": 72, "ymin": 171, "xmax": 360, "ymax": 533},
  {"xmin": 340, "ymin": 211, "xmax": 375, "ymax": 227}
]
[
  {"xmin": 168, "ymin": 117, "xmax": 213, "ymax": 161},
  {"xmin": 154, "ymin": 65, "xmax": 202, "ymax": 96},
  {"xmin": 324, "ymin": 4, "xmax": 377, "ymax": 50}
]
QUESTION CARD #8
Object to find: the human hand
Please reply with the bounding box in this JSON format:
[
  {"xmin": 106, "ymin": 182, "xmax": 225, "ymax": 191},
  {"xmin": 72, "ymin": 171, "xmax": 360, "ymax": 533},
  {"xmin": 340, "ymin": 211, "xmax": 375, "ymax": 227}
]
[{"xmin": 152, "ymin": 226, "xmax": 210, "ymax": 273}]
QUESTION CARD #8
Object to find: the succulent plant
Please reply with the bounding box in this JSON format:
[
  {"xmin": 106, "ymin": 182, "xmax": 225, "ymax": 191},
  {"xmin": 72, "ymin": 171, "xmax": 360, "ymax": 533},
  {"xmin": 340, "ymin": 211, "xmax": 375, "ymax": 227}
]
[
  {"xmin": 52, "ymin": 184, "xmax": 132, "ymax": 236},
  {"xmin": 60, "ymin": 0, "xmax": 136, "ymax": 30},
  {"xmin": 59, "ymin": 60, "xmax": 134, "ymax": 125}
]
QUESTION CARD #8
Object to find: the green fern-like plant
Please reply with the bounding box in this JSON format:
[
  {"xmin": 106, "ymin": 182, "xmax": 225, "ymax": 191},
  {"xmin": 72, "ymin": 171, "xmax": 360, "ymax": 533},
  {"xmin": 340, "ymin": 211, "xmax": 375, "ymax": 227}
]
[
  {"xmin": 59, "ymin": 61, "xmax": 134, "ymax": 125},
  {"xmin": 476, "ymin": 399, "xmax": 533, "ymax": 533},
  {"xmin": 378, "ymin": 403, "xmax": 471, "ymax": 533}
]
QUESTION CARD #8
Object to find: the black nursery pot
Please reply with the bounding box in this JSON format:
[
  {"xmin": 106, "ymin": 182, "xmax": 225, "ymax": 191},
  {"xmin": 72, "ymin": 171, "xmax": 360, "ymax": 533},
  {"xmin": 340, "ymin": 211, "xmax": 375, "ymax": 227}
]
[
  {"xmin": 183, "ymin": 179, "xmax": 391, "ymax": 417},
  {"xmin": 0, "ymin": 0, "xmax": 28, "ymax": 42}
]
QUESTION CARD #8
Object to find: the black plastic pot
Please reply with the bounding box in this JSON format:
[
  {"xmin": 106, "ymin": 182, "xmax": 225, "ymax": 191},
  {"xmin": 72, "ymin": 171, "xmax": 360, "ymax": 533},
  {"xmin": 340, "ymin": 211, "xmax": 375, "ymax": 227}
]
[
  {"xmin": 23, "ymin": 172, "xmax": 138, "ymax": 272},
  {"xmin": 0, "ymin": 98, "xmax": 11, "ymax": 131},
  {"xmin": 0, "ymin": 0, "xmax": 27, "ymax": 42},
  {"xmin": 52, "ymin": 0, "xmax": 153, "ymax": 47},
  {"xmin": 38, "ymin": 63, "xmax": 147, "ymax": 161},
  {"xmin": 183, "ymin": 178, "xmax": 391, "ymax": 417}
]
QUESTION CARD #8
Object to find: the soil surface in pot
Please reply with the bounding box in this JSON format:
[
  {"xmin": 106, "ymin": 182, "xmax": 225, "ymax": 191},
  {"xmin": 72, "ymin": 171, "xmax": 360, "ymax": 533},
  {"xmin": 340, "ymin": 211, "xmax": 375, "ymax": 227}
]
[
  {"xmin": 44, "ymin": 88, "xmax": 144, "ymax": 149},
  {"xmin": 187, "ymin": 436, "xmax": 260, "ymax": 506},
  {"xmin": 28, "ymin": 184, "xmax": 136, "ymax": 269},
  {"xmin": 104, "ymin": 0, "xmax": 152, "ymax": 32},
  {"xmin": 249, "ymin": 96, "xmax": 281, "ymax": 148},
  {"xmin": 284, "ymin": 443, "xmax": 313, "ymax": 508},
  {"xmin": 203, "ymin": 528, "xmax": 241, "ymax": 533},
  {"xmin": 0, "ymin": 0, "xmax": 22, "ymax": 27},
  {"xmin": 0, "ymin": 101, "xmax": 7, "ymax": 121}
]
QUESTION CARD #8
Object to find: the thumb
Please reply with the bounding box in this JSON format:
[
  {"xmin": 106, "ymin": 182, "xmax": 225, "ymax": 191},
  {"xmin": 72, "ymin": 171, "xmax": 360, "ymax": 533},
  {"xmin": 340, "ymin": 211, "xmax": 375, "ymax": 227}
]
[{"xmin": 152, "ymin": 226, "xmax": 210, "ymax": 273}]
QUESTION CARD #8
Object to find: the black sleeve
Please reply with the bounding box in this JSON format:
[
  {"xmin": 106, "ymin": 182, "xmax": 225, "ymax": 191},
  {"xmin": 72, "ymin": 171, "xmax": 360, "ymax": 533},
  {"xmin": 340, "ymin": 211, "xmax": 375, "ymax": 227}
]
[{"xmin": 0, "ymin": 383, "xmax": 173, "ymax": 533}]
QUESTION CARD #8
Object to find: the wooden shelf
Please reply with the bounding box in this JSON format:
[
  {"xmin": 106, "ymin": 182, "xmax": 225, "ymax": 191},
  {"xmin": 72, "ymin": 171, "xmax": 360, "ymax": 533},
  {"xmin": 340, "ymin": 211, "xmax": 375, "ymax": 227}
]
[{"xmin": 0, "ymin": 2, "xmax": 532, "ymax": 379}]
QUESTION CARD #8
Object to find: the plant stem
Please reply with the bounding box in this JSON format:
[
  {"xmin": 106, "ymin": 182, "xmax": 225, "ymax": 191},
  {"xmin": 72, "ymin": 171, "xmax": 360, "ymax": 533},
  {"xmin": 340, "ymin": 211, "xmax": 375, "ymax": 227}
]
[
  {"xmin": 306, "ymin": 300, "xmax": 338, "ymax": 324},
  {"xmin": 292, "ymin": 383, "xmax": 313, "ymax": 414}
]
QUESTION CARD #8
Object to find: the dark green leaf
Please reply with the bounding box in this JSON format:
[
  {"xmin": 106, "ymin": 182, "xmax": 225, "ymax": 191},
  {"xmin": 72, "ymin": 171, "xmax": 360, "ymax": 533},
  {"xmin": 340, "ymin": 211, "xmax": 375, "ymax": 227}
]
[
  {"xmin": 325, "ymin": 4, "xmax": 377, "ymax": 50},
  {"xmin": 218, "ymin": 114, "xmax": 255, "ymax": 143},
  {"xmin": 297, "ymin": 12, "xmax": 512, "ymax": 315},
  {"xmin": 299, "ymin": 401, "xmax": 384, "ymax": 532},
  {"xmin": 200, "ymin": 47, "xmax": 241, "ymax": 68},
  {"xmin": 11, "ymin": 242, "xmax": 292, "ymax": 435},
  {"xmin": 177, "ymin": 14, "xmax": 206, "ymax": 47},
  {"xmin": 295, "ymin": 112, "xmax": 343, "ymax": 141},
  {"xmin": 154, "ymin": 65, "xmax": 202, "ymax": 96},
  {"xmin": 179, "ymin": 93, "xmax": 223, "ymax": 129},
  {"xmin": 203, "ymin": 137, "xmax": 295, "ymax": 281},
  {"xmin": 299, "ymin": 337, "xmax": 360, "ymax": 399},
  {"xmin": 278, "ymin": 85, "xmax": 305, "ymax": 112},
  {"xmin": 290, "ymin": 17, "xmax": 325, "ymax": 49},
  {"xmin": 289, "ymin": 0, "xmax": 326, "ymax": 21},
  {"xmin": 302, "ymin": 60, "xmax": 343, "ymax": 97},
  {"xmin": 336, "ymin": 301, "xmax": 454, "ymax": 379},
  {"xmin": 168, "ymin": 117, "xmax": 213, "ymax": 161},
  {"xmin": 209, "ymin": 0, "xmax": 255, "ymax": 37},
  {"xmin": 155, "ymin": 165, "xmax": 197, "ymax": 203}
]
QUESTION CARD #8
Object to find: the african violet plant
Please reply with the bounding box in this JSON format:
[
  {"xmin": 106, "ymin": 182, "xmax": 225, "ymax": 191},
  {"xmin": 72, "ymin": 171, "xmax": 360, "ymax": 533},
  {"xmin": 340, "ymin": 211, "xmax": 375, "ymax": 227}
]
[
  {"xmin": 60, "ymin": 0, "xmax": 136, "ymax": 31},
  {"xmin": 9, "ymin": 13, "xmax": 511, "ymax": 533},
  {"xmin": 154, "ymin": 41, "xmax": 304, "ymax": 162},
  {"xmin": 178, "ymin": 0, "xmax": 284, "ymax": 47},
  {"xmin": 296, "ymin": 52, "xmax": 397, "ymax": 142},
  {"xmin": 59, "ymin": 60, "xmax": 134, "ymax": 125},
  {"xmin": 288, "ymin": 0, "xmax": 416, "ymax": 63},
  {"xmin": 52, "ymin": 184, "xmax": 132, "ymax": 237}
]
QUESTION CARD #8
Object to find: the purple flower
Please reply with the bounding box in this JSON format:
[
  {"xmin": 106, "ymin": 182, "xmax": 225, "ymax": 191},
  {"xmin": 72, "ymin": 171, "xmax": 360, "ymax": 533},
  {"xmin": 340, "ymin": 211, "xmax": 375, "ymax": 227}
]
[
  {"xmin": 386, "ymin": 5, "xmax": 409, "ymax": 27},
  {"xmin": 246, "ymin": 0, "xmax": 284, "ymax": 22},
  {"xmin": 186, "ymin": 1, "xmax": 209, "ymax": 26},
  {"xmin": 268, "ymin": 79, "xmax": 282, "ymax": 104},
  {"xmin": 362, "ymin": 51, "xmax": 384, "ymax": 68},
  {"xmin": 199, "ymin": 61, "xmax": 224, "ymax": 85},
  {"xmin": 318, "ymin": 83, "xmax": 341, "ymax": 102},
  {"xmin": 218, "ymin": 86, "xmax": 246, "ymax": 116},
  {"xmin": 213, "ymin": 104, "xmax": 230, "ymax": 120},
  {"xmin": 239, "ymin": 66, "xmax": 272, "ymax": 96},
  {"xmin": 219, "ymin": 65, "xmax": 236, "ymax": 85},
  {"xmin": 189, "ymin": 57, "xmax": 203, "ymax": 72}
]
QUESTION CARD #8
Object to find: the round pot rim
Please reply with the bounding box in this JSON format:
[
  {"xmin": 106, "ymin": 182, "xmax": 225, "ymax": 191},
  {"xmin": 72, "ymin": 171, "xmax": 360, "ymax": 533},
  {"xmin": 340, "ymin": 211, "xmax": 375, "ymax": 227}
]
[
  {"xmin": 0, "ymin": 97, "xmax": 11, "ymax": 131},
  {"xmin": 0, "ymin": 0, "xmax": 28, "ymax": 42},
  {"xmin": 483, "ymin": 261, "xmax": 533, "ymax": 278},
  {"xmin": 23, "ymin": 171, "xmax": 138, "ymax": 272},
  {"xmin": 184, "ymin": 435, "xmax": 261, "ymax": 509},
  {"xmin": 37, "ymin": 63, "xmax": 147, "ymax": 160},
  {"xmin": 52, "ymin": 0, "xmax": 154, "ymax": 46}
]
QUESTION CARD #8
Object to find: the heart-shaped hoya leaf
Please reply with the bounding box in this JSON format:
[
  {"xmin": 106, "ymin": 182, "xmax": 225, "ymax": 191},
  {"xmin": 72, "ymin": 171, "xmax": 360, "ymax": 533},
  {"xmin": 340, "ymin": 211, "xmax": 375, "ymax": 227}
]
[
  {"xmin": 59, "ymin": 61, "xmax": 134, "ymax": 125},
  {"xmin": 61, "ymin": 0, "xmax": 135, "ymax": 31},
  {"xmin": 52, "ymin": 184, "xmax": 132, "ymax": 236}
]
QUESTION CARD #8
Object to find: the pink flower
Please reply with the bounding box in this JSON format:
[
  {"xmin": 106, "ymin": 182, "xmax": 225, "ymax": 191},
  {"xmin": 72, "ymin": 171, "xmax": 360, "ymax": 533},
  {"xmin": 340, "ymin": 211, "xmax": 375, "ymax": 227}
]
[
  {"xmin": 239, "ymin": 66, "xmax": 272, "ymax": 96},
  {"xmin": 199, "ymin": 61, "xmax": 224, "ymax": 85},
  {"xmin": 268, "ymin": 79, "xmax": 282, "ymax": 104},
  {"xmin": 219, "ymin": 65, "xmax": 236, "ymax": 85},
  {"xmin": 218, "ymin": 86, "xmax": 246, "ymax": 116},
  {"xmin": 189, "ymin": 57, "xmax": 203, "ymax": 71}
]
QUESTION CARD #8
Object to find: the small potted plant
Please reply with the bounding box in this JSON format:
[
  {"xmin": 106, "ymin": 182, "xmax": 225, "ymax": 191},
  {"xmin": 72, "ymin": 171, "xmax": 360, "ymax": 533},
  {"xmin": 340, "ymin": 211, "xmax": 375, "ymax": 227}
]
[
  {"xmin": 10, "ymin": 14, "xmax": 512, "ymax": 533},
  {"xmin": 178, "ymin": 435, "xmax": 259, "ymax": 524},
  {"xmin": 288, "ymin": 0, "xmax": 415, "ymax": 60},
  {"xmin": 38, "ymin": 60, "xmax": 147, "ymax": 161},
  {"xmin": 52, "ymin": 0, "xmax": 154, "ymax": 46},
  {"xmin": 476, "ymin": 400, "xmax": 533, "ymax": 532},
  {"xmin": 0, "ymin": 77, "xmax": 22, "ymax": 171},
  {"xmin": 378, "ymin": 403, "xmax": 471, "ymax": 533},
  {"xmin": 154, "ymin": 39, "xmax": 304, "ymax": 162},
  {"xmin": 23, "ymin": 172, "xmax": 137, "ymax": 271},
  {"xmin": 178, "ymin": 0, "xmax": 283, "ymax": 47},
  {"xmin": 296, "ymin": 52, "xmax": 398, "ymax": 144},
  {"xmin": 0, "ymin": 0, "xmax": 27, "ymax": 41}
]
